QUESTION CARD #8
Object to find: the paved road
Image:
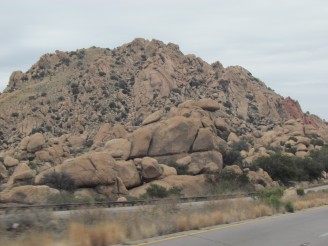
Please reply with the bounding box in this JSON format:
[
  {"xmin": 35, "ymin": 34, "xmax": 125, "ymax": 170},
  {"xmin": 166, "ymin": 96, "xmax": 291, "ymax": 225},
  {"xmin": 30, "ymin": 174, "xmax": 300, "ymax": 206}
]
[
  {"xmin": 131, "ymin": 206, "xmax": 328, "ymax": 246},
  {"xmin": 305, "ymin": 184, "xmax": 328, "ymax": 193}
]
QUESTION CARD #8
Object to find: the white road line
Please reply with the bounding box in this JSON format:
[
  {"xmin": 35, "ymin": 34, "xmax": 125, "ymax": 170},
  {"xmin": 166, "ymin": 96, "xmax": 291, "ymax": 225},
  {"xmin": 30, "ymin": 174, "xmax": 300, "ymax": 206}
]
[{"xmin": 319, "ymin": 232, "xmax": 328, "ymax": 238}]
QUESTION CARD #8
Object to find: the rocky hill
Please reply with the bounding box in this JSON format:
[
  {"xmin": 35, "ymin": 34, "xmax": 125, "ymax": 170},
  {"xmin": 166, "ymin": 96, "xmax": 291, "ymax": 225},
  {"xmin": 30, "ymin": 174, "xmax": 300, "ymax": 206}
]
[{"xmin": 0, "ymin": 38, "xmax": 327, "ymax": 203}]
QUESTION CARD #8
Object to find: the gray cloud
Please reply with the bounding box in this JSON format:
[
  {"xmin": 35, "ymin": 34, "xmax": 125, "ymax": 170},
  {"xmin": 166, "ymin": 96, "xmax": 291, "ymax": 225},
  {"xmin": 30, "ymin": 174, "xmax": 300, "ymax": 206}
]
[{"xmin": 0, "ymin": 0, "xmax": 327, "ymax": 119}]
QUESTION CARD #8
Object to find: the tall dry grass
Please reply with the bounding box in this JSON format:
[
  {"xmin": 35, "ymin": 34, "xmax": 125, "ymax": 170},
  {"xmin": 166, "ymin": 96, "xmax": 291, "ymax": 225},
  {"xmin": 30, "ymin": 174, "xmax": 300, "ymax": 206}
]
[{"xmin": 1, "ymin": 191, "xmax": 328, "ymax": 246}]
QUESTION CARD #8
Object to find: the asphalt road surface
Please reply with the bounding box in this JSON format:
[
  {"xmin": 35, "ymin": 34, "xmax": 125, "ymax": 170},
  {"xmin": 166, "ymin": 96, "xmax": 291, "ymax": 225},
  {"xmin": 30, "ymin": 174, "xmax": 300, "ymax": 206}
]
[{"xmin": 131, "ymin": 206, "xmax": 328, "ymax": 246}]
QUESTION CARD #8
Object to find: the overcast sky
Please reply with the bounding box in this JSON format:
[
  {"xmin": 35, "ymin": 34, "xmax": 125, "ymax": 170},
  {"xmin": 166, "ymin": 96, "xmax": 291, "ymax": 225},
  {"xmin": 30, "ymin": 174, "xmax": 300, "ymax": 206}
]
[{"xmin": 1, "ymin": 0, "xmax": 327, "ymax": 119}]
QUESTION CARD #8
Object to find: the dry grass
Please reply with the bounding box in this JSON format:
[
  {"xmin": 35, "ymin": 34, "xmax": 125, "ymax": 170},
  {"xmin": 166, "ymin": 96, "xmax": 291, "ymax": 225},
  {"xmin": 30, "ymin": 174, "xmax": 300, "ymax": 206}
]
[
  {"xmin": 1, "ymin": 191, "xmax": 328, "ymax": 246},
  {"xmin": 291, "ymin": 191, "xmax": 328, "ymax": 210}
]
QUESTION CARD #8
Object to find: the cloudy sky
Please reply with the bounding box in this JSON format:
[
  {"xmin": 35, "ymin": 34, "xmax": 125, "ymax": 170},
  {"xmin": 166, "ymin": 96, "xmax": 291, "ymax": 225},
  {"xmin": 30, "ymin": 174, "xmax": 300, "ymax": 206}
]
[{"xmin": 1, "ymin": 0, "xmax": 327, "ymax": 119}]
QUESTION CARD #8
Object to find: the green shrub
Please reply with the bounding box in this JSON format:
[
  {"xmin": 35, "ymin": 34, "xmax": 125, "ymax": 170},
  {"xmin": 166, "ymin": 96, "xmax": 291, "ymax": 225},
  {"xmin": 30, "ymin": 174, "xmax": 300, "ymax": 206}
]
[
  {"xmin": 168, "ymin": 162, "xmax": 189, "ymax": 175},
  {"xmin": 310, "ymin": 139, "xmax": 324, "ymax": 147},
  {"xmin": 310, "ymin": 145, "xmax": 328, "ymax": 171},
  {"xmin": 256, "ymin": 187, "xmax": 284, "ymax": 210},
  {"xmin": 223, "ymin": 150, "xmax": 242, "ymax": 166},
  {"xmin": 40, "ymin": 172, "xmax": 75, "ymax": 191},
  {"xmin": 231, "ymin": 140, "xmax": 250, "ymax": 151},
  {"xmin": 252, "ymin": 153, "xmax": 324, "ymax": 184},
  {"xmin": 144, "ymin": 184, "xmax": 182, "ymax": 199},
  {"xmin": 296, "ymin": 188, "xmax": 305, "ymax": 196},
  {"xmin": 284, "ymin": 201, "xmax": 294, "ymax": 213}
]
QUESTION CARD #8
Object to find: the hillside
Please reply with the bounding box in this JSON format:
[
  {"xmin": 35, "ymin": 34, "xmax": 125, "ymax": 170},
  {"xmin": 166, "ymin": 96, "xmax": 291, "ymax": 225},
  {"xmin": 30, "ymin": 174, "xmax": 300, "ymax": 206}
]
[{"xmin": 0, "ymin": 38, "xmax": 327, "ymax": 203}]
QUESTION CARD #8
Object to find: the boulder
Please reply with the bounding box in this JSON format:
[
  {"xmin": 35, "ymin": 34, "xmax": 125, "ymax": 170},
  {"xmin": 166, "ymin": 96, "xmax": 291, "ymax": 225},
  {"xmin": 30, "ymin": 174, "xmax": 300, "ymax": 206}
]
[
  {"xmin": 0, "ymin": 185, "xmax": 59, "ymax": 204},
  {"xmin": 0, "ymin": 163, "xmax": 7, "ymax": 181},
  {"xmin": 36, "ymin": 152, "xmax": 117, "ymax": 187},
  {"xmin": 3, "ymin": 156, "xmax": 19, "ymax": 167},
  {"xmin": 188, "ymin": 151, "xmax": 223, "ymax": 175},
  {"xmin": 117, "ymin": 196, "xmax": 127, "ymax": 202},
  {"xmin": 247, "ymin": 168, "xmax": 274, "ymax": 188},
  {"xmin": 20, "ymin": 136, "xmax": 30, "ymax": 150},
  {"xmin": 105, "ymin": 138, "xmax": 131, "ymax": 160},
  {"xmin": 228, "ymin": 132, "xmax": 240, "ymax": 143},
  {"xmin": 295, "ymin": 151, "xmax": 309, "ymax": 158},
  {"xmin": 148, "ymin": 116, "xmax": 200, "ymax": 156},
  {"xmin": 129, "ymin": 127, "xmax": 153, "ymax": 158},
  {"xmin": 96, "ymin": 177, "xmax": 128, "ymax": 198},
  {"xmin": 142, "ymin": 110, "xmax": 163, "ymax": 125},
  {"xmin": 192, "ymin": 128, "xmax": 227, "ymax": 153},
  {"xmin": 35, "ymin": 150, "xmax": 52, "ymax": 162},
  {"xmin": 176, "ymin": 156, "xmax": 192, "ymax": 166},
  {"xmin": 197, "ymin": 98, "xmax": 221, "ymax": 111},
  {"xmin": 140, "ymin": 157, "xmax": 163, "ymax": 180},
  {"xmin": 222, "ymin": 165, "xmax": 243, "ymax": 176},
  {"xmin": 27, "ymin": 133, "xmax": 45, "ymax": 153},
  {"xmin": 115, "ymin": 160, "xmax": 141, "ymax": 188},
  {"xmin": 67, "ymin": 135, "xmax": 85, "ymax": 148},
  {"xmin": 93, "ymin": 123, "xmax": 112, "ymax": 144},
  {"xmin": 296, "ymin": 143, "xmax": 307, "ymax": 152},
  {"xmin": 158, "ymin": 164, "xmax": 177, "ymax": 178},
  {"xmin": 214, "ymin": 118, "xmax": 227, "ymax": 131},
  {"xmin": 129, "ymin": 175, "xmax": 207, "ymax": 197}
]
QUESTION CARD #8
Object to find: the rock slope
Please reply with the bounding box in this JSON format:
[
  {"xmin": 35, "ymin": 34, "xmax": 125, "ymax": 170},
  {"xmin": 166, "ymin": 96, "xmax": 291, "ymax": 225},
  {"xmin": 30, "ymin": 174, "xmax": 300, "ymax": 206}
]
[{"xmin": 0, "ymin": 38, "xmax": 327, "ymax": 203}]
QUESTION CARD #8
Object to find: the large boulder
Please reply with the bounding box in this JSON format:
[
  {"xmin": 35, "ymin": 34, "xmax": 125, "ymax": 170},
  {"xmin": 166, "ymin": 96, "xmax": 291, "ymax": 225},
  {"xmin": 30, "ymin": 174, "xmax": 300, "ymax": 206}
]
[
  {"xmin": 129, "ymin": 175, "xmax": 207, "ymax": 197},
  {"xmin": 3, "ymin": 156, "xmax": 19, "ymax": 167},
  {"xmin": 129, "ymin": 127, "xmax": 153, "ymax": 158},
  {"xmin": 36, "ymin": 152, "xmax": 117, "ymax": 187},
  {"xmin": 247, "ymin": 168, "xmax": 275, "ymax": 189},
  {"xmin": 140, "ymin": 157, "xmax": 163, "ymax": 180},
  {"xmin": 0, "ymin": 185, "xmax": 59, "ymax": 204},
  {"xmin": 196, "ymin": 98, "xmax": 221, "ymax": 111},
  {"xmin": 214, "ymin": 118, "xmax": 228, "ymax": 131},
  {"xmin": 192, "ymin": 128, "xmax": 227, "ymax": 153},
  {"xmin": 115, "ymin": 160, "xmax": 141, "ymax": 188},
  {"xmin": 27, "ymin": 133, "xmax": 46, "ymax": 153},
  {"xmin": 104, "ymin": 138, "xmax": 131, "ymax": 160},
  {"xmin": 96, "ymin": 177, "xmax": 128, "ymax": 198},
  {"xmin": 188, "ymin": 151, "xmax": 223, "ymax": 175},
  {"xmin": 142, "ymin": 110, "xmax": 163, "ymax": 125},
  {"xmin": 148, "ymin": 116, "xmax": 200, "ymax": 156},
  {"xmin": 158, "ymin": 164, "xmax": 177, "ymax": 179}
]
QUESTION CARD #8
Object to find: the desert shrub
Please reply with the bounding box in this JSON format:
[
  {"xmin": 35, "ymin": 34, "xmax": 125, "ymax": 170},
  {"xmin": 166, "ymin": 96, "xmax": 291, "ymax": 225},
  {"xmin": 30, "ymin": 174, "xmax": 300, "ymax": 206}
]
[
  {"xmin": 40, "ymin": 172, "xmax": 75, "ymax": 191},
  {"xmin": 252, "ymin": 153, "xmax": 324, "ymax": 184},
  {"xmin": 256, "ymin": 187, "xmax": 284, "ymax": 210},
  {"xmin": 99, "ymin": 71, "xmax": 106, "ymax": 77},
  {"xmin": 168, "ymin": 162, "xmax": 189, "ymax": 175},
  {"xmin": 47, "ymin": 192, "xmax": 93, "ymax": 204},
  {"xmin": 41, "ymin": 92, "xmax": 47, "ymax": 97},
  {"xmin": 310, "ymin": 145, "xmax": 328, "ymax": 171},
  {"xmin": 144, "ymin": 184, "xmax": 182, "ymax": 199},
  {"xmin": 84, "ymin": 139, "xmax": 93, "ymax": 148},
  {"xmin": 28, "ymin": 95, "xmax": 36, "ymax": 101},
  {"xmin": 296, "ymin": 188, "xmax": 305, "ymax": 196},
  {"xmin": 223, "ymin": 101, "xmax": 232, "ymax": 108},
  {"xmin": 132, "ymin": 117, "xmax": 143, "ymax": 126},
  {"xmin": 61, "ymin": 57, "xmax": 70, "ymax": 66},
  {"xmin": 310, "ymin": 139, "xmax": 324, "ymax": 146},
  {"xmin": 58, "ymin": 96, "xmax": 65, "ymax": 102},
  {"xmin": 206, "ymin": 171, "xmax": 254, "ymax": 194},
  {"xmin": 11, "ymin": 112, "xmax": 19, "ymax": 117},
  {"xmin": 223, "ymin": 150, "xmax": 242, "ymax": 166},
  {"xmin": 145, "ymin": 184, "xmax": 168, "ymax": 198},
  {"xmin": 284, "ymin": 201, "xmax": 294, "ymax": 213},
  {"xmin": 231, "ymin": 140, "xmax": 249, "ymax": 151}
]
